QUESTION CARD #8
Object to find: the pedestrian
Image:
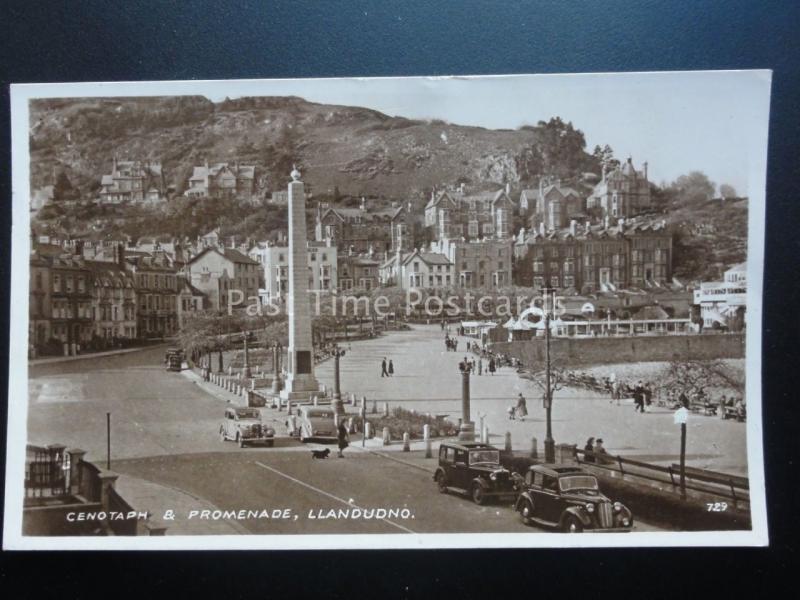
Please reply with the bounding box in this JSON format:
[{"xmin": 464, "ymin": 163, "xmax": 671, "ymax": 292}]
[
  {"xmin": 453, "ymin": 340, "xmax": 458, "ymax": 352},
  {"xmin": 388, "ymin": 359, "xmax": 394, "ymax": 376},
  {"xmin": 644, "ymin": 383, "xmax": 653, "ymax": 408},
  {"xmin": 678, "ymin": 389, "xmax": 689, "ymax": 409},
  {"xmin": 337, "ymin": 418, "xmax": 349, "ymax": 458},
  {"xmin": 478, "ymin": 358, "xmax": 483, "ymax": 376},
  {"xmin": 516, "ymin": 393, "xmax": 528, "ymax": 421},
  {"xmin": 507, "ymin": 405, "xmax": 516, "ymax": 420},
  {"xmin": 634, "ymin": 381, "xmax": 645, "ymax": 413},
  {"xmin": 594, "ymin": 438, "xmax": 609, "ymax": 464},
  {"xmin": 611, "ymin": 380, "xmax": 620, "ymax": 405},
  {"xmin": 583, "ymin": 437, "xmax": 596, "ymax": 463},
  {"xmin": 381, "ymin": 357, "xmax": 388, "ymax": 378},
  {"xmin": 488, "ymin": 358, "xmax": 496, "ymax": 376}
]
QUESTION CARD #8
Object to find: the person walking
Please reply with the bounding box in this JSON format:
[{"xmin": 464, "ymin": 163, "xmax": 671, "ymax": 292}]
[
  {"xmin": 643, "ymin": 383, "xmax": 653, "ymax": 410},
  {"xmin": 477, "ymin": 358, "xmax": 483, "ymax": 376},
  {"xmin": 488, "ymin": 358, "xmax": 496, "ymax": 376},
  {"xmin": 611, "ymin": 380, "xmax": 620, "ymax": 405},
  {"xmin": 388, "ymin": 359, "xmax": 394, "ymax": 377},
  {"xmin": 634, "ymin": 381, "xmax": 645, "ymax": 413},
  {"xmin": 337, "ymin": 418, "xmax": 349, "ymax": 458},
  {"xmin": 516, "ymin": 393, "xmax": 528, "ymax": 421},
  {"xmin": 381, "ymin": 357, "xmax": 388, "ymax": 378},
  {"xmin": 583, "ymin": 437, "xmax": 596, "ymax": 463}
]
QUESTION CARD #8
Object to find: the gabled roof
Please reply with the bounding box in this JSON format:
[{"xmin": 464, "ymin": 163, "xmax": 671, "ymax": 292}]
[{"xmin": 187, "ymin": 246, "xmax": 260, "ymax": 266}]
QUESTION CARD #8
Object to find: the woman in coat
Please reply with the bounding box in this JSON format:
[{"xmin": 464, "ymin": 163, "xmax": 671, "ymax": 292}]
[
  {"xmin": 337, "ymin": 419, "xmax": 349, "ymax": 458},
  {"xmin": 488, "ymin": 358, "xmax": 496, "ymax": 375}
]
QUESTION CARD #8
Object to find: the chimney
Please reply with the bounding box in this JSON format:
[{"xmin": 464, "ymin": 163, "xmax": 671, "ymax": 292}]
[
  {"xmin": 643, "ymin": 161, "xmax": 648, "ymax": 179},
  {"xmin": 360, "ymin": 196, "xmax": 366, "ymax": 212},
  {"xmin": 570, "ymin": 220, "xmax": 576, "ymax": 236},
  {"xmin": 585, "ymin": 220, "xmax": 591, "ymax": 233},
  {"xmin": 460, "ymin": 182, "xmax": 465, "ymax": 195}
]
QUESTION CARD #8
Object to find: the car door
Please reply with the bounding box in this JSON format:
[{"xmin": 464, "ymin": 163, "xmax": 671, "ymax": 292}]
[
  {"xmin": 452, "ymin": 449, "xmax": 470, "ymax": 490},
  {"xmin": 538, "ymin": 474, "xmax": 562, "ymax": 523}
]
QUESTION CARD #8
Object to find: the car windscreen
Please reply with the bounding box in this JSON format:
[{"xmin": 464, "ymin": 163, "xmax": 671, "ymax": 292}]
[
  {"xmin": 236, "ymin": 409, "xmax": 261, "ymax": 419},
  {"xmin": 558, "ymin": 475, "xmax": 599, "ymax": 492},
  {"xmin": 469, "ymin": 450, "xmax": 500, "ymax": 465}
]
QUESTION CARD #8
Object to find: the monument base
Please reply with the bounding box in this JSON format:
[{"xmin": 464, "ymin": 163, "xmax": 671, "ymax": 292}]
[
  {"xmin": 279, "ymin": 374, "xmax": 320, "ymax": 402},
  {"xmin": 458, "ymin": 421, "xmax": 476, "ymax": 442}
]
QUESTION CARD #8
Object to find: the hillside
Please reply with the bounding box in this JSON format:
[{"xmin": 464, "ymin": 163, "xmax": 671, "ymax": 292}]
[{"xmin": 29, "ymin": 95, "xmax": 597, "ymax": 201}]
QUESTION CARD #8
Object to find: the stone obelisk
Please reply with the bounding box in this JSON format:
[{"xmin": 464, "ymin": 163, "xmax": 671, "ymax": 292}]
[{"xmin": 281, "ymin": 166, "xmax": 319, "ymax": 401}]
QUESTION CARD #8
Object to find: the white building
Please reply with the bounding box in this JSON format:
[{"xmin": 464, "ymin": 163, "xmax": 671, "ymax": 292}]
[
  {"xmin": 693, "ymin": 262, "xmax": 747, "ymax": 329},
  {"xmin": 379, "ymin": 249, "xmax": 454, "ymax": 289},
  {"xmin": 250, "ymin": 239, "xmax": 337, "ymax": 302}
]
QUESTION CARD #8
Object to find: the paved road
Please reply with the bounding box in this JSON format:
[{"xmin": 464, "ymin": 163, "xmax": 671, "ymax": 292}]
[
  {"xmin": 28, "ymin": 346, "xmax": 236, "ymax": 462},
  {"xmin": 314, "ymin": 325, "xmax": 749, "ymax": 475}
]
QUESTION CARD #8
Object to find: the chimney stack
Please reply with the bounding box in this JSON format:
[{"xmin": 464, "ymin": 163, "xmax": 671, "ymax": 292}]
[
  {"xmin": 643, "ymin": 161, "xmax": 648, "ymax": 179},
  {"xmin": 570, "ymin": 220, "xmax": 576, "ymax": 236}
]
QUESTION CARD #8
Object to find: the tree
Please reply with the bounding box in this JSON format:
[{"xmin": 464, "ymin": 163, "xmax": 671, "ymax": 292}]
[
  {"xmin": 658, "ymin": 359, "xmax": 744, "ymax": 396},
  {"xmin": 669, "ymin": 171, "xmax": 716, "ymax": 204},
  {"xmin": 719, "ymin": 183, "xmax": 737, "ymax": 199},
  {"xmin": 53, "ymin": 171, "xmax": 79, "ymax": 201}
]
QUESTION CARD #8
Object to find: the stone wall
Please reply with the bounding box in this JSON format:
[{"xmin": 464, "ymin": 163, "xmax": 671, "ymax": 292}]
[{"xmin": 491, "ymin": 333, "xmax": 745, "ymax": 368}]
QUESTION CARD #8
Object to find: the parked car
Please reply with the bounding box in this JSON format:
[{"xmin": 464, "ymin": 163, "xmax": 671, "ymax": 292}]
[
  {"xmin": 292, "ymin": 405, "xmax": 338, "ymax": 443},
  {"xmin": 164, "ymin": 348, "xmax": 184, "ymax": 372},
  {"xmin": 514, "ymin": 464, "xmax": 633, "ymax": 532},
  {"xmin": 219, "ymin": 407, "xmax": 275, "ymax": 448},
  {"xmin": 433, "ymin": 441, "xmax": 519, "ymax": 505}
]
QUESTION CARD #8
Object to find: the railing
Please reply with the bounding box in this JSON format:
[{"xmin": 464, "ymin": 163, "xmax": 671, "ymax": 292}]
[
  {"xmin": 107, "ymin": 486, "xmax": 141, "ymax": 535},
  {"xmin": 576, "ymin": 449, "xmax": 749, "ymax": 508}
]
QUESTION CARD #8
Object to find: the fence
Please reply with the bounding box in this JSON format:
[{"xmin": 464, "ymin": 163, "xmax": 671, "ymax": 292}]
[
  {"xmin": 24, "ymin": 444, "xmax": 70, "ymax": 499},
  {"xmin": 576, "ymin": 448, "xmax": 749, "ymax": 508}
]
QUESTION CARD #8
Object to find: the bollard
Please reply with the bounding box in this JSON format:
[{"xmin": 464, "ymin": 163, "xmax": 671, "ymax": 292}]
[
  {"xmin": 347, "ymin": 417, "xmax": 355, "ymax": 434},
  {"xmin": 505, "ymin": 431, "xmax": 512, "ymax": 453},
  {"xmin": 228, "ymin": 366, "xmax": 233, "ymax": 376},
  {"xmin": 250, "ymin": 379, "xmax": 257, "ymax": 391},
  {"xmin": 287, "ymin": 401, "xmax": 293, "ymax": 416},
  {"xmin": 361, "ymin": 396, "xmax": 367, "ymax": 410},
  {"xmin": 365, "ymin": 421, "xmax": 372, "ymax": 439},
  {"xmin": 372, "ymin": 400, "xmax": 378, "ymax": 414},
  {"xmin": 402, "ymin": 432, "xmax": 410, "ymax": 452},
  {"xmin": 530, "ymin": 436, "xmax": 538, "ymax": 460},
  {"xmin": 382, "ymin": 427, "xmax": 391, "ymax": 446},
  {"xmin": 383, "ymin": 402, "xmax": 390, "ymax": 417},
  {"xmin": 424, "ymin": 424, "xmax": 432, "ymax": 459},
  {"xmin": 350, "ymin": 393, "xmax": 356, "ymax": 405},
  {"xmin": 287, "ymin": 415, "xmax": 296, "ymax": 436},
  {"xmin": 277, "ymin": 398, "xmax": 283, "ymax": 412}
]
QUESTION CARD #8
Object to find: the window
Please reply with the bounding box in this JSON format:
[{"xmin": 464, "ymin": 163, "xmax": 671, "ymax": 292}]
[
  {"xmin": 534, "ymin": 277, "xmax": 544, "ymax": 288},
  {"xmin": 53, "ymin": 275, "xmax": 61, "ymax": 292}
]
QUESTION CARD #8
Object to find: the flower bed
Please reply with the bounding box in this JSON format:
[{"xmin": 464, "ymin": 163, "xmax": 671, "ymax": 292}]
[{"xmin": 357, "ymin": 407, "xmax": 458, "ymax": 440}]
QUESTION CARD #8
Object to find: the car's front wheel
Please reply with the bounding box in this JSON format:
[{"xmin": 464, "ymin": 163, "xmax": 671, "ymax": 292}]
[
  {"xmin": 519, "ymin": 499, "xmax": 535, "ymax": 526},
  {"xmin": 436, "ymin": 472, "xmax": 448, "ymax": 494},
  {"xmin": 471, "ymin": 483, "xmax": 487, "ymax": 506},
  {"xmin": 219, "ymin": 428, "xmax": 226, "ymax": 442},
  {"xmin": 237, "ymin": 434, "xmax": 245, "ymax": 448},
  {"xmin": 562, "ymin": 515, "xmax": 583, "ymax": 533}
]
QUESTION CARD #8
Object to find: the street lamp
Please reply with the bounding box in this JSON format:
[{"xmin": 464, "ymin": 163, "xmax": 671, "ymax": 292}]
[
  {"xmin": 543, "ymin": 287, "xmax": 556, "ymax": 463},
  {"xmin": 332, "ymin": 343, "xmax": 346, "ymax": 415},
  {"xmin": 458, "ymin": 358, "xmax": 475, "ymax": 441}
]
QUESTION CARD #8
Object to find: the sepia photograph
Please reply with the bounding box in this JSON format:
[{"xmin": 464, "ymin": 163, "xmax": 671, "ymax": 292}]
[{"xmin": 4, "ymin": 71, "xmax": 771, "ymax": 549}]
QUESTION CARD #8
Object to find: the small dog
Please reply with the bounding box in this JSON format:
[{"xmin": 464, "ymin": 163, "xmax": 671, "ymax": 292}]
[{"xmin": 311, "ymin": 448, "xmax": 331, "ymax": 459}]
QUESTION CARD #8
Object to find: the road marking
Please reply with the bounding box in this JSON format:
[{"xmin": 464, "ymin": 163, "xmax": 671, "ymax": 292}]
[{"xmin": 253, "ymin": 460, "xmax": 416, "ymax": 534}]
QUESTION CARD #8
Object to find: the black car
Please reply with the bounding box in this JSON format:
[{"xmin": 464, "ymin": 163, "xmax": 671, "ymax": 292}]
[
  {"xmin": 433, "ymin": 441, "xmax": 519, "ymax": 505},
  {"xmin": 514, "ymin": 464, "xmax": 633, "ymax": 532}
]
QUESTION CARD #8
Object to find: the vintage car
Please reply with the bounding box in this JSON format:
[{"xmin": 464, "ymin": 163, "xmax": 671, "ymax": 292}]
[
  {"xmin": 164, "ymin": 348, "xmax": 184, "ymax": 372},
  {"xmin": 433, "ymin": 441, "xmax": 519, "ymax": 505},
  {"xmin": 515, "ymin": 464, "xmax": 633, "ymax": 532},
  {"xmin": 219, "ymin": 407, "xmax": 275, "ymax": 448},
  {"xmin": 291, "ymin": 405, "xmax": 338, "ymax": 443}
]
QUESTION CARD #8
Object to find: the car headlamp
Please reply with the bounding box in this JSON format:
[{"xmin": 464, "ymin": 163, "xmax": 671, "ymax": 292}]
[
  {"xmin": 490, "ymin": 473, "xmax": 497, "ymax": 481},
  {"xmin": 614, "ymin": 502, "xmax": 622, "ymax": 512},
  {"xmin": 622, "ymin": 518, "xmax": 630, "ymax": 527},
  {"xmin": 586, "ymin": 503, "xmax": 595, "ymax": 513}
]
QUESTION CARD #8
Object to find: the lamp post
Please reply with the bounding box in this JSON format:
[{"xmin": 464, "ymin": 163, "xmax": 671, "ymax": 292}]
[
  {"xmin": 543, "ymin": 287, "xmax": 555, "ymax": 463},
  {"xmin": 458, "ymin": 359, "xmax": 475, "ymax": 441},
  {"xmin": 674, "ymin": 406, "xmax": 689, "ymax": 500},
  {"xmin": 242, "ymin": 330, "xmax": 251, "ymax": 379},
  {"xmin": 332, "ymin": 343, "xmax": 346, "ymax": 415}
]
